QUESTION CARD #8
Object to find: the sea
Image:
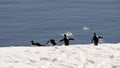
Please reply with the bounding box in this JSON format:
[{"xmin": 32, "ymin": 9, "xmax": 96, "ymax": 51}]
[{"xmin": 0, "ymin": 0, "xmax": 120, "ymax": 46}]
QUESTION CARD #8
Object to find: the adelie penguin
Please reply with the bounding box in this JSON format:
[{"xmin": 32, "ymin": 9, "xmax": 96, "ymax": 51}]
[
  {"xmin": 91, "ymin": 32, "xmax": 103, "ymax": 46},
  {"xmin": 47, "ymin": 39, "xmax": 57, "ymax": 46},
  {"xmin": 59, "ymin": 34, "xmax": 74, "ymax": 46},
  {"xmin": 30, "ymin": 40, "xmax": 45, "ymax": 46}
]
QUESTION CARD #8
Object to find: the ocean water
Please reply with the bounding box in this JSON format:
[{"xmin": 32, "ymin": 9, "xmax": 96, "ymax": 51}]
[{"xmin": 0, "ymin": 0, "xmax": 120, "ymax": 46}]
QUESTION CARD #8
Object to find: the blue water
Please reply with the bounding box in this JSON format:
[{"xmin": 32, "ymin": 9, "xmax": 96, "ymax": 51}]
[{"xmin": 0, "ymin": 0, "xmax": 120, "ymax": 46}]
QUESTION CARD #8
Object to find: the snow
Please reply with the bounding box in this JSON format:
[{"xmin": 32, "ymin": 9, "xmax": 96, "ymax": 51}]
[{"xmin": 0, "ymin": 43, "xmax": 120, "ymax": 68}]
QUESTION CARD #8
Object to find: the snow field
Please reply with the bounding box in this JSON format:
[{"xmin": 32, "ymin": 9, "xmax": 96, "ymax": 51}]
[{"xmin": 0, "ymin": 44, "xmax": 120, "ymax": 68}]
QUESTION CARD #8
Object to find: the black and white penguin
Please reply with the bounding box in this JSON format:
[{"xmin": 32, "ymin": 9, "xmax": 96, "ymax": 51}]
[
  {"xmin": 30, "ymin": 40, "xmax": 45, "ymax": 46},
  {"xmin": 47, "ymin": 39, "xmax": 57, "ymax": 46},
  {"xmin": 59, "ymin": 34, "xmax": 74, "ymax": 46},
  {"xmin": 91, "ymin": 32, "xmax": 103, "ymax": 46}
]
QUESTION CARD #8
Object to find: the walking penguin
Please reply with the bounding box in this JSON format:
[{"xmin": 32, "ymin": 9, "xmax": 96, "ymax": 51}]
[
  {"xmin": 91, "ymin": 32, "xmax": 103, "ymax": 46},
  {"xmin": 59, "ymin": 34, "xmax": 74, "ymax": 46}
]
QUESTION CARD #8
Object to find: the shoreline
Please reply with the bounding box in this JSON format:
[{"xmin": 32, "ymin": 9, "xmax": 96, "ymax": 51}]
[{"xmin": 0, "ymin": 43, "xmax": 120, "ymax": 47}]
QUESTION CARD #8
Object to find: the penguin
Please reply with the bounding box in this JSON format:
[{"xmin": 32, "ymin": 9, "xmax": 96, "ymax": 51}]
[
  {"xmin": 30, "ymin": 40, "xmax": 45, "ymax": 46},
  {"xmin": 47, "ymin": 39, "xmax": 57, "ymax": 46},
  {"xmin": 59, "ymin": 34, "xmax": 74, "ymax": 46},
  {"xmin": 91, "ymin": 32, "xmax": 103, "ymax": 46}
]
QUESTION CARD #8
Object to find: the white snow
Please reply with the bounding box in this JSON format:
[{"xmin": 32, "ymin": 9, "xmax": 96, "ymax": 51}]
[{"xmin": 0, "ymin": 43, "xmax": 120, "ymax": 68}]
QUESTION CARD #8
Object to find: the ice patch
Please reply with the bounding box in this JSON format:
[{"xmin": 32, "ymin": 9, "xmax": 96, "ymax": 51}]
[{"xmin": 83, "ymin": 26, "xmax": 90, "ymax": 31}]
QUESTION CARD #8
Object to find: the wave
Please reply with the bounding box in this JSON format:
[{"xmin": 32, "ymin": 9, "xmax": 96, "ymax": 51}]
[{"xmin": 61, "ymin": 32, "xmax": 73, "ymax": 36}]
